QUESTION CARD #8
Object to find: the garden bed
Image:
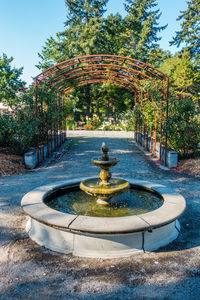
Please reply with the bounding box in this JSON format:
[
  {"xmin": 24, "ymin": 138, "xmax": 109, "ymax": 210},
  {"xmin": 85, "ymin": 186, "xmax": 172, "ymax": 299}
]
[
  {"xmin": 0, "ymin": 149, "xmax": 26, "ymax": 177},
  {"xmin": 178, "ymin": 157, "xmax": 200, "ymax": 177}
]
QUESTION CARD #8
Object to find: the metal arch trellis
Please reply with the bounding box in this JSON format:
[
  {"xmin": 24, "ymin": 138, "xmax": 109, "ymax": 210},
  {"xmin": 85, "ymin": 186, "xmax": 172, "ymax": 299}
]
[
  {"xmin": 54, "ymin": 72, "xmax": 144, "ymax": 96},
  {"xmin": 34, "ymin": 54, "xmax": 169, "ymax": 165}
]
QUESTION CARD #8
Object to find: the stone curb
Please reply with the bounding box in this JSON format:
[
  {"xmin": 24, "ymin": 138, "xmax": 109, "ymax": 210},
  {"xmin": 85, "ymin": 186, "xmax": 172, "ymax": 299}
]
[{"xmin": 21, "ymin": 178, "xmax": 186, "ymax": 234}]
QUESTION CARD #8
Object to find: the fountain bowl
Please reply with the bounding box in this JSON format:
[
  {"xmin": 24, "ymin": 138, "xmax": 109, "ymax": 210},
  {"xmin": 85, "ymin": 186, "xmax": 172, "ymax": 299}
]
[
  {"xmin": 80, "ymin": 177, "xmax": 130, "ymax": 204},
  {"xmin": 92, "ymin": 158, "xmax": 119, "ymax": 169},
  {"xmin": 21, "ymin": 177, "xmax": 185, "ymax": 258}
]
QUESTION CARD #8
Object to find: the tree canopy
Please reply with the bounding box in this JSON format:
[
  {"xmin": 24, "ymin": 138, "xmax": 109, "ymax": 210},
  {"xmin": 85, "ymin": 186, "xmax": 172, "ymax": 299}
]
[
  {"xmin": 37, "ymin": 0, "xmax": 167, "ymax": 69},
  {"xmin": 170, "ymin": 0, "xmax": 200, "ymax": 65},
  {"xmin": 123, "ymin": 0, "xmax": 167, "ymax": 61},
  {"xmin": 0, "ymin": 53, "xmax": 26, "ymax": 107},
  {"xmin": 64, "ymin": 0, "xmax": 108, "ymax": 26}
]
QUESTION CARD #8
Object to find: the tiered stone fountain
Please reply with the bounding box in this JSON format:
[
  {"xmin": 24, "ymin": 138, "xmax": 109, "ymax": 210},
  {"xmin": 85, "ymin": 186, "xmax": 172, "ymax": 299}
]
[
  {"xmin": 80, "ymin": 142, "xmax": 130, "ymax": 205},
  {"xmin": 21, "ymin": 143, "xmax": 185, "ymax": 258}
]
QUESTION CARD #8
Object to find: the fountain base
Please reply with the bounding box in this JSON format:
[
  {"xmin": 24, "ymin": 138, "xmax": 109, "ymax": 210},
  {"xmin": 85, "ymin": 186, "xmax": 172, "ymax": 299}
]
[{"xmin": 26, "ymin": 216, "xmax": 180, "ymax": 258}]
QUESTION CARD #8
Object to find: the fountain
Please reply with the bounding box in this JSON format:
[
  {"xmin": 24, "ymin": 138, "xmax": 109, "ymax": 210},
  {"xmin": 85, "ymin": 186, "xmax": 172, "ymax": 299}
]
[
  {"xmin": 21, "ymin": 143, "xmax": 186, "ymax": 258},
  {"xmin": 80, "ymin": 142, "xmax": 130, "ymax": 205}
]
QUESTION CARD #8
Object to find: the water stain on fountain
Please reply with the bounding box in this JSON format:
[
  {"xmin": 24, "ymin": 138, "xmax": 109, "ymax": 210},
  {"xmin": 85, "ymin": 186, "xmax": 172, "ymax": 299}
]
[{"xmin": 80, "ymin": 142, "xmax": 130, "ymax": 205}]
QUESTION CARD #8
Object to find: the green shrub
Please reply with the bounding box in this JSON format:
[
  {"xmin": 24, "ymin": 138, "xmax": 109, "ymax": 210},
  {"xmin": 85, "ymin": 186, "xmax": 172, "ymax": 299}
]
[
  {"xmin": 85, "ymin": 114, "xmax": 102, "ymax": 130},
  {"xmin": 118, "ymin": 111, "xmax": 136, "ymax": 131},
  {"xmin": 0, "ymin": 112, "xmax": 18, "ymax": 150},
  {"xmin": 102, "ymin": 124, "xmax": 112, "ymax": 131},
  {"xmin": 0, "ymin": 105, "xmax": 39, "ymax": 155},
  {"xmin": 167, "ymin": 96, "xmax": 200, "ymax": 156},
  {"xmin": 66, "ymin": 115, "xmax": 75, "ymax": 130}
]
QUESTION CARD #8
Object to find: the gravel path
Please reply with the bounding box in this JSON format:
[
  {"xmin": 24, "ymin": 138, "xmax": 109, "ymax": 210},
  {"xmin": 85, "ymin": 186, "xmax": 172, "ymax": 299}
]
[{"xmin": 0, "ymin": 136, "xmax": 200, "ymax": 299}]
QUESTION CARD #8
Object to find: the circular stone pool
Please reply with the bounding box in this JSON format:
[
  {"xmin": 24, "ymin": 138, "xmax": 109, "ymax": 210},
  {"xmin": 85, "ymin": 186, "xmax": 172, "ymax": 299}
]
[{"xmin": 21, "ymin": 178, "xmax": 186, "ymax": 258}]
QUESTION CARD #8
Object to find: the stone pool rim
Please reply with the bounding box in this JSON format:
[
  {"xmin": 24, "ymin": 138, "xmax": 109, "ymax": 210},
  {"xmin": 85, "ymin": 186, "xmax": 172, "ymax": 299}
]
[{"xmin": 21, "ymin": 177, "xmax": 186, "ymax": 235}]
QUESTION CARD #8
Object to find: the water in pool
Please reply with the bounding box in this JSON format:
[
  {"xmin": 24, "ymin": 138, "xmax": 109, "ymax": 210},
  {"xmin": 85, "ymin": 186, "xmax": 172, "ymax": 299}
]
[{"xmin": 45, "ymin": 187, "xmax": 163, "ymax": 217}]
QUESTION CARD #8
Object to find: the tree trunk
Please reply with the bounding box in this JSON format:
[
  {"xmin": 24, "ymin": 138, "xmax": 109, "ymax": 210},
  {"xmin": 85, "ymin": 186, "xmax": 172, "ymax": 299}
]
[
  {"xmin": 85, "ymin": 85, "xmax": 91, "ymax": 118},
  {"xmin": 96, "ymin": 100, "xmax": 100, "ymax": 117},
  {"xmin": 107, "ymin": 100, "xmax": 110, "ymax": 119}
]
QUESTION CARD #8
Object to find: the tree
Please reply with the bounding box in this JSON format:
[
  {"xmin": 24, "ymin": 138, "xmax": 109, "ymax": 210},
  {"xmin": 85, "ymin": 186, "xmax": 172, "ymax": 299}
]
[
  {"xmin": 0, "ymin": 53, "xmax": 26, "ymax": 107},
  {"xmin": 98, "ymin": 83, "xmax": 133, "ymax": 120},
  {"xmin": 160, "ymin": 50, "xmax": 200, "ymax": 104},
  {"xmin": 37, "ymin": 0, "xmax": 109, "ymax": 70},
  {"xmin": 103, "ymin": 13, "xmax": 125, "ymax": 55},
  {"xmin": 170, "ymin": 0, "xmax": 200, "ymax": 65},
  {"xmin": 147, "ymin": 48, "xmax": 171, "ymax": 68},
  {"xmin": 159, "ymin": 55, "xmax": 181, "ymax": 77},
  {"xmin": 59, "ymin": 0, "xmax": 109, "ymax": 56},
  {"xmin": 171, "ymin": 50, "xmax": 200, "ymax": 102},
  {"xmin": 123, "ymin": 0, "xmax": 167, "ymax": 61},
  {"xmin": 37, "ymin": 35, "xmax": 69, "ymax": 70},
  {"xmin": 64, "ymin": 0, "xmax": 108, "ymax": 25}
]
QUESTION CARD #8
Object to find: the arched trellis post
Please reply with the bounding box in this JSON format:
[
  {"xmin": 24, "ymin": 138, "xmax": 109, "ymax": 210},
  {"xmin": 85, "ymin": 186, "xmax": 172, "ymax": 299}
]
[
  {"xmin": 34, "ymin": 78, "xmax": 39, "ymax": 163},
  {"xmin": 34, "ymin": 55, "xmax": 169, "ymax": 166}
]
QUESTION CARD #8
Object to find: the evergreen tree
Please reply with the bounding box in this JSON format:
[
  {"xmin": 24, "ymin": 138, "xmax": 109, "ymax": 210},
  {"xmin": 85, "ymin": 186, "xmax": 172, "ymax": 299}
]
[
  {"xmin": 171, "ymin": 50, "xmax": 200, "ymax": 103},
  {"xmin": 59, "ymin": 0, "xmax": 109, "ymax": 56},
  {"xmin": 160, "ymin": 51, "xmax": 200, "ymax": 105},
  {"xmin": 159, "ymin": 55, "xmax": 181, "ymax": 77},
  {"xmin": 145, "ymin": 48, "xmax": 171, "ymax": 68},
  {"xmin": 37, "ymin": 0, "xmax": 109, "ymax": 70},
  {"xmin": 64, "ymin": 0, "xmax": 108, "ymax": 26},
  {"xmin": 103, "ymin": 13, "xmax": 125, "ymax": 55},
  {"xmin": 170, "ymin": 0, "xmax": 200, "ymax": 64},
  {"xmin": 57, "ymin": 0, "xmax": 110, "ymax": 118},
  {"xmin": 123, "ymin": 0, "xmax": 167, "ymax": 60},
  {"xmin": 37, "ymin": 35, "xmax": 68, "ymax": 70},
  {"xmin": 37, "ymin": 0, "xmax": 168, "ymax": 67}
]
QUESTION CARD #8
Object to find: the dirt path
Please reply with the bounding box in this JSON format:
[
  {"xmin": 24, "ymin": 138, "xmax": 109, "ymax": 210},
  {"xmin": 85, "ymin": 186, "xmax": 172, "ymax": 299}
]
[{"xmin": 0, "ymin": 137, "xmax": 200, "ymax": 299}]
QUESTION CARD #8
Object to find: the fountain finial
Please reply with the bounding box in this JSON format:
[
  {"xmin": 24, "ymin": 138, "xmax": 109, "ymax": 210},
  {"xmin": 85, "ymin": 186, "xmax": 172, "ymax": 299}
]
[{"xmin": 101, "ymin": 142, "xmax": 109, "ymax": 161}]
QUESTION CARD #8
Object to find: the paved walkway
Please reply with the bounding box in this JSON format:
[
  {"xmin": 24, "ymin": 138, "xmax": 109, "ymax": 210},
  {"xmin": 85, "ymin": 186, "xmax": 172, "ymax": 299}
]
[{"xmin": 0, "ymin": 137, "xmax": 200, "ymax": 299}]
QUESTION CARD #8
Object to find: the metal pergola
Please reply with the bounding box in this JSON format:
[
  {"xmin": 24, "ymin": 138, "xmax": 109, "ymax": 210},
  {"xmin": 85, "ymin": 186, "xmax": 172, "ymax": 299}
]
[{"xmin": 35, "ymin": 54, "xmax": 169, "ymax": 165}]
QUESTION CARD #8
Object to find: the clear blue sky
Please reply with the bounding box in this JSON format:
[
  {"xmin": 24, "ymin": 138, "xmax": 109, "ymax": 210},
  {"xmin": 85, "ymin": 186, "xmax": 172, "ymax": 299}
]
[{"xmin": 0, "ymin": 0, "xmax": 187, "ymax": 86}]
